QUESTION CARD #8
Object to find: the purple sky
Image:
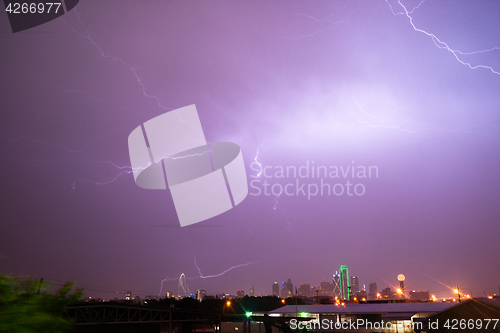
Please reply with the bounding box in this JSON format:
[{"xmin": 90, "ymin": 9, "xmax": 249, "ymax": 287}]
[{"xmin": 1, "ymin": 0, "xmax": 499, "ymax": 300}]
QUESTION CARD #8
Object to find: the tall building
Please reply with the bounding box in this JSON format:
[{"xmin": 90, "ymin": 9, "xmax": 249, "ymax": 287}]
[
  {"xmin": 298, "ymin": 283, "xmax": 311, "ymax": 298},
  {"xmin": 272, "ymin": 282, "xmax": 280, "ymax": 297},
  {"xmin": 397, "ymin": 274, "xmax": 405, "ymax": 297},
  {"xmin": 368, "ymin": 283, "xmax": 378, "ymax": 300},
  {"xmin": 339, "ymin": 265, "xmax": 350, "ymax": 300},
  {"xmin": 249, "ymin": 286, "xmax": 255, "ymax": 297},
  {"xmin": 381, "ymin": 287, "xmax": 394, "ymax": 299},
  {"xmin": 410, "ymin": 290, "xmax": 429, "ymax": 301},
  {"xmin": 125, "ymin": 291, "xmax": 132, "ymax": 301},
  {"xmin": 237, "ymin": 290, "xmax": 244, "ymax": 298},
  {"xmin": 320, "ymin": 281, "xmax": 333, "ymax": 297},
  {"xmin": 333, "ymin": 272, "xmax": 341, "ymax": 299},
  {"xmin": 351, "ymin": 276, "xmax": 359, "ymax": 294},
  {"xmin": 281, "ymin": 279, "xmax": 294, "ymax": 298},
  {"xmin": 197, "ymin": 289, "xmax": 206, "ymax": 301}
]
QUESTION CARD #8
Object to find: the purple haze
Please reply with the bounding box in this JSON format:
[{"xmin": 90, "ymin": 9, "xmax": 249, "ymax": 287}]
[{"xmin": 0, "ymin": 0, "xmax": 499, "ymax": 300}]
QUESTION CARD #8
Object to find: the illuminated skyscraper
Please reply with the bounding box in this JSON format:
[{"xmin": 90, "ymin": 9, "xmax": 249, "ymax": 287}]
[
  {"xmin": 339, "ymin": 265, "xmax": 350, "ymax": 300},
  {"xmin": 320, "ymin": 281, "xmax": 333, "ymax": 297},
  {"xmin": 197, "ymin": 289, "xmax": 206, "ymax": 301},
  {"xmin": 368, "ymin": 283, "xmax": 377, "ymax": 300},
  {"xmin": 272, "ymin": 282, "xmax": 279, "ymax": 297},
  {"xmin": 397, "ymin": 274, "xmax": 405, "ymax": 297},
  {"xmin": 333, "ymin": 272, "xmax": 341, "ymax": 298},
  {"xmin": 351, "ymin": 276, "xmax": 359, "ymax": 294},
  {"xmin": 249, "ymin": 286, "xmax": 255, "ymax": 296},
  {"xmin": 281, "ymin": 278, "xmax": 294, "ymax": 298},
  {"xmin": 125, "ymin": 291, "xmax": 132, "ymax": 301},
  {"xmin": 298, "ymin": 283, "xmax": 311, "ymax": 298},
  {"xmin": 237, "ymin": 290, "xmax": 244, "ymax": 298}
]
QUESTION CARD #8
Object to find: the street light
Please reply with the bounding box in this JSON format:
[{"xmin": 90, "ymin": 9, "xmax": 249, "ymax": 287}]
[
  {"xmin": 454, "ymin": 287, "xmax": 461, "ymax": 303},
  {"xmin": 223, "ymin": 300, "xmax": 231, "ymax": 314}
]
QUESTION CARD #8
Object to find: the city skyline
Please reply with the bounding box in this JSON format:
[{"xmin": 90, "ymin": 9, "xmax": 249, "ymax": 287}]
[
  {"xmin": 76, "ymin": 267, "xmax": 494, "ymax": 301},
  {"xmin": 1, "ymin": 0, "xmax": 499, "ymax": 305}
]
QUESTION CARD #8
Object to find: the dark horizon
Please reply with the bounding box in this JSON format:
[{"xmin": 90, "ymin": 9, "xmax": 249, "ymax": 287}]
[{"xmin": 1, "ymin": 0, "xmax": 499, "ymax": 303}]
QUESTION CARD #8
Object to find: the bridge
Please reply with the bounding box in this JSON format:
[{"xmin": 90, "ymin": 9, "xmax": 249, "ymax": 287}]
[{"xmin": 65, "ymin": 303, "xmax": 312, "ymax": 333}]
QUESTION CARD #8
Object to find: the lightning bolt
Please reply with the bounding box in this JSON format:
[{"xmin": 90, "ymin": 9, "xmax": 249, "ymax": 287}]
[
  {"xmin": 253, "ymin": 141, "xmax": 265, "ymax": 177},
  {"xmin": 273, "ymin": 193, "xmax": 280, "ymax": 210},
  {"xmin": 158, "ymin": 258, "xmax": 258, "ymax": 297},
  {"xmin": 386, "ymin": 0, "xmax": 500, "ymax": 75},
  {"xmin": 279, "ymin": 1, "xmax": 356, "ymax": 40},
  {"xmin": 61, "ymin": 9, "xmax": 207, "ymax": 144},
  {"xmin": 158, "ymin": 277, "xmax": 180, "ymax": 297},
  {"xmin": 71, "ymin": 161, "xmax": 153, "ymax": 189},
  {"xmin": 349, "ymin": 93, "xmax": 500, "ymax": 141},
  {"xmin": 192, "ymin": 258, "xmax": 258, "ymax": 279},
  {"xmin": 59, "ymin": 9, "xmax": 173, "ymax": 111},
  {"xmin": 273, "ymin": 193, "xmax": 290, "ymax": 229}
]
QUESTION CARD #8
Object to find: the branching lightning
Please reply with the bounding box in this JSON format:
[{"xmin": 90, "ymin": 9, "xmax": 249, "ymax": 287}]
[
  {"xmin": 279, "ymin": 1, "xmax": 356, "ymax": 40},
  {"xmin": 273, "ymin": 194, "xmax": 280, "ymax": 210},
  {"xmin": 59, "ymin": 10, "xmax": 173, "ymax": 111},
  {"xmin": 71, "ymin": 161, "xmax": 153, "ymax": 189},
  {"xmin": 349, "ymin": 93, "xmax": 500, "ymax": 141},
  {"xmin": 158, "ymin": 258, "xmax": 258, "ymax": 297},
  {"xmin": 192, "ymin": 257, "xmax": 258, "ymax": 279},
  {"xmin": 385, "ymin": 0, "xmax": 500, "ymax": 75},
  {"xmin": 273, "ymin": 193, "xmax": 290, "ymax": 229}
]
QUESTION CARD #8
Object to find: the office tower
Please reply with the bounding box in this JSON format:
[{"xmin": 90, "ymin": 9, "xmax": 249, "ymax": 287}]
[
  {"xmin": 397, "ymin": 274, "xmax": 405, "ymax": 297},
  {"xmin": 281, "ymin": 278, "xmax": 294, "ymax": 298},
  {"xmin": 299, "ymin": 283, "xmax": 311, "ymax": 298},
  {"xmin": 272, "ymin": 282, "xmax": 280, "ymax": 297},
  {"xmin": 368, "ymin": 283, "xmax": 377, "ymax": 300},
  {"xmin": 237, "ymin": 290, "xmax": 244, "ymax": 298},
  {"xmin": 381, "ymin": 287, "xmax": 393, "ymax": 299},
  {"xmin": 320, "ymin": 281, "xmax": 333, "ymax": 297},
  {"xmin": 125, "ymin": 291, "xmax": 132, "ymax": 301},
  {"xmin": 197, "ymin": 289, "xmax": 206, "ymax": 301},
  {"xmin": 351, "ymin": 276, "xmax": 359, "ymax": 294},
  {"xmin": 409, "ymin": 290, "xmax": 429, "ymax": 301},
  {"xmin": 356, "ymin": 289, "xmax": 367, "ymax": 300},
  {"xmin": 339, "ymin": 265, "xmax": 350, "ymax": 300},
  {"xmin": 249, "ymin": 286, "xmax": 255, "ymax": 297},
  {"xmin": 333, "ymin": 272, "xmax": 341, "ymax": 299}
]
